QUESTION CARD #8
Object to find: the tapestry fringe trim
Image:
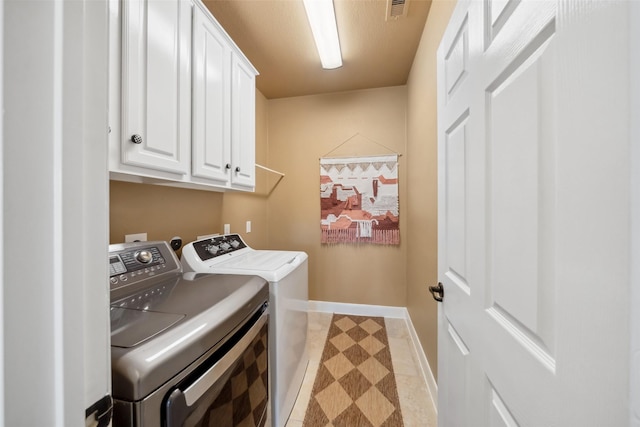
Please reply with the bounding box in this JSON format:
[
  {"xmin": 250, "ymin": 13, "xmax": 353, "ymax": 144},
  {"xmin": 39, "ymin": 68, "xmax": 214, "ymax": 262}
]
[{"xmin": 321, "ymin": 228, "xmax": 400, "ymax": 245}]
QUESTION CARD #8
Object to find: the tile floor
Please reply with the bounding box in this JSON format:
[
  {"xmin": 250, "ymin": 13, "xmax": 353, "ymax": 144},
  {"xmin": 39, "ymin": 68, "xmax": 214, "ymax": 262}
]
[{"xmin": 284, "ymin": 311, "xmax": 437, "ymax": 427}]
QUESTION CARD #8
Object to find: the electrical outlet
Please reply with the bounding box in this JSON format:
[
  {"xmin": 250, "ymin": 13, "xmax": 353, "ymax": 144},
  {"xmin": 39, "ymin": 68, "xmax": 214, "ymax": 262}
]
[
  {"xmin": 125, "ymin": 233, "xmax": 147, "ymax": 243},
  {"xmin": 224, "ymin": 224, "xmax": 230, "ymax": 234},
  {"xmin": 246, "ymin": 221, "xmax": 251, "ymax": 233}
]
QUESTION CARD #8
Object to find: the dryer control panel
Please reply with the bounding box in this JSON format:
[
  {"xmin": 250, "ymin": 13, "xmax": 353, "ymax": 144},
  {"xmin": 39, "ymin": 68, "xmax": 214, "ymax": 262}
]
[
  {"xmin": 192, "ymin": 234, "xmax": 248, "ymax": 261},
  {"xmin": 110, "ymin": 246, "xmax": 164, "ymax": 276},
  {"xmin": 108, "ymin": 241, "xmax": 182, "ymax": 295}
]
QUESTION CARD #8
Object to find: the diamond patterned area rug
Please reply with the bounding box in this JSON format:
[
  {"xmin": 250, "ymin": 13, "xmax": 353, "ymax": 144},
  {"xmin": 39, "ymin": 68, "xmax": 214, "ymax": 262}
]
[{"xmin": 302, "ymin": 314, "xmax": 404, "ymax": 427}]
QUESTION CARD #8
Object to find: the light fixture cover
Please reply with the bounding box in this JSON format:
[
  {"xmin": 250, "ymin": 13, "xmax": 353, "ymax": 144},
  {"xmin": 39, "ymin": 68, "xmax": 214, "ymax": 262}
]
[{"xmin": 303, "ymin": 0, "xmax": 343, "ymax": 69}]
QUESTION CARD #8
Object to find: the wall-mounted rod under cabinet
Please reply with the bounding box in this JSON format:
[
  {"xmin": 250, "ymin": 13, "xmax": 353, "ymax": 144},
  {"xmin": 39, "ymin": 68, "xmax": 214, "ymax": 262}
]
[{"xmin": 255, "ymin": 163, "xmax": 285, "ymax": 196}]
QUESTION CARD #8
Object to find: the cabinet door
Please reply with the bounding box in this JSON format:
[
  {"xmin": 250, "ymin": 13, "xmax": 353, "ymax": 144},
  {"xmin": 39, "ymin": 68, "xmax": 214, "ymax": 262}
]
[
  {"xmin": 230, "ymin": 53, "xmax": 256, "ymax": 189},
  {"xmin": 121, "ymin": 0, "xmax": 191, "ymax": 175},
  {"xmin": 192, "ymin": 5, "xmax": 231, "ymax": 183}
]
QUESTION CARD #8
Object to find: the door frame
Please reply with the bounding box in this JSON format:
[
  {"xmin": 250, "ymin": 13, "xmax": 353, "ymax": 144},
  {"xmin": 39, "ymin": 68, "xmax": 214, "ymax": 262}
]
[
  {"xmin": 0, "ymin": 1, "xmax": 4, "ymax": 424},
  {"xmin": 1, "ymin": 1, "xmax": 110, "ymax": 425},
  {"xmin": 630, "ymin": 2, "xmax": 640, "ymax": 425}
]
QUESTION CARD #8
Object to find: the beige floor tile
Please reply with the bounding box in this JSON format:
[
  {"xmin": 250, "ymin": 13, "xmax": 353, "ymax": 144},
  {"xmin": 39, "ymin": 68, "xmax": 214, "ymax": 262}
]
[
  {"xmin": 308, "ymin": 311, "xmax": 333, "ymax": 331},
  {"xmin": 265, "ymin": 403, "xmax": 272, "ymax": 426},
  {"xmin": 307, "ymin": 330, "xmax": 329, "ymax": 362},
  {"xmin": 288, "ymin": 361, "xmax": 319, "ymax": 422},
  {"xmin": 395, "ymin": 373, "xmax": 437, "ymax": 427},
  {"xmin": 285, "ymin": 419, "xmax": 303, "ymax": 427},
  {"xmin": 388, "ymin": 337, "xmax": 420, "ymax": 377},
  {"xmin": 384, "ymin": 317, "xmax": 411, "ymax": 339},
  {"xmin": 307, "ymin": 311, "xmax": 333, "ymax": 363}
]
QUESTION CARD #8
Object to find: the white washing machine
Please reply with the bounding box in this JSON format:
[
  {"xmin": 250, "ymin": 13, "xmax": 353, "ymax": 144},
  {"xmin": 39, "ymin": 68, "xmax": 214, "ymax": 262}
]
[{"xmin": 181, "ymin": 234, "xmax": 308, "ymax": 427}]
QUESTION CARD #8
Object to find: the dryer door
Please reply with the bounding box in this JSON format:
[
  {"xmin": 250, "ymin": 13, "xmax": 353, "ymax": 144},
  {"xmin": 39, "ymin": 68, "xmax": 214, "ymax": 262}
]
[{"xmin": 163, "ymin": 308, "xmax": 268, "ymax": 427}]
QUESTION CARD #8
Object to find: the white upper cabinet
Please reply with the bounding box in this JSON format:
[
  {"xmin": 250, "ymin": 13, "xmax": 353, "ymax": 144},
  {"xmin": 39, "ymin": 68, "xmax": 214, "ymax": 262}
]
[
  {"xmin": 230, "ymin": 52, "xmax": 257, "ymax": 189},
  {"xmin": 120, "ymin": 0, "xmax": 192, "ymax": 175},
  {"xmin": 191, "ymin": 4, "xmax": 231, "ymax": 183},
  {"xmin": 110, "ymin": 0, "xmax": 258, "ymax": 191}
]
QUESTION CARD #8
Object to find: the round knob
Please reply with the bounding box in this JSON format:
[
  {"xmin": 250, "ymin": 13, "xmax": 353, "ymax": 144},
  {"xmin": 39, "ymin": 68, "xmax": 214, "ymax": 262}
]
[
  {"xmin": 225, "ymin": 164, "xmax": 231, "ymax": 169},
  {"xmin": 206, "ymin": 245, "xmax": 219, "ymax": 255},
  {"xmin": 235, "ymin": 166, "xmax": 241, "ymax": 172},
  {"xmin": 131, "ymin": 134, "xmax": 143, "ymax": 144},
  {"xmin": 135, "ymin": 250, "xmax": 153, "ymax": 264}
]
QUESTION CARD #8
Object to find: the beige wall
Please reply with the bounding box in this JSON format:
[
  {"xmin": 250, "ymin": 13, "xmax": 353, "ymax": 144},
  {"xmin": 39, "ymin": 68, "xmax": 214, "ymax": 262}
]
[
  {"xmin": 109, "ymin": 181, "xmax": 223, "ymax": 248},
  {"xmin": 405, "ymin": 0, "xmax": 457, "ymax": 378},
  {"xmin": 110, "ymin": 90, "xmax": 270, "ymax": 250},
  {"xmin": 267, "ymin": 86, "xmax": 407, "ymax": 306}
]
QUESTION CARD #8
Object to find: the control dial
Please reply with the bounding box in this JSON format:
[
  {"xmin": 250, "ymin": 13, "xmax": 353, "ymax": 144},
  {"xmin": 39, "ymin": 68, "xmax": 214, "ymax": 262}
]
[
  {"xmin": 135, "ymin": 250, "xmax": 153, "ymax": 264},
  {"xmin": 206, "ymin": 245, "xmax": 219, "ymax": 255}
]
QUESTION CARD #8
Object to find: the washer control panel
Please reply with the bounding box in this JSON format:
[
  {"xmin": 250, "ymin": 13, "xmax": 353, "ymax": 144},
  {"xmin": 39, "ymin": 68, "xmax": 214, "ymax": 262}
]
[
  {"xmin": 192, "ymin": 233, "xmax": 247, "ymax": 261},
  {"xmin": 108, "ymin": 241, "xmax": 181, "ymax": 292}
]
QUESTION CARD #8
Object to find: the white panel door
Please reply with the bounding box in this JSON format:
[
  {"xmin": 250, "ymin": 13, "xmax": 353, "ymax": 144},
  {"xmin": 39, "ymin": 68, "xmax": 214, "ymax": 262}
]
[
  {"xmin": 437, "ymin": 0, "xmax": 631, "ymax": 425},
  {"xmin": 230, "ymin": 53, "xmax": 256, "ymax": 189},
  {"xmin": 121, "ymin": 0, "xmax": 191, "ymax": 174},
  {"xmin": 192, "ymin": 3, "xmax": 231, "ymax": 183},
  {"xmin": 437, "ymin": 2, "xmax": 486, "ymax": 423}
]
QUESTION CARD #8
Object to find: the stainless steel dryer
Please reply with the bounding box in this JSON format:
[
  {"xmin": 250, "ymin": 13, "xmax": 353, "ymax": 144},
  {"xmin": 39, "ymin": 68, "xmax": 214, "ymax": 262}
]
[{"xmin": 109, "ymin": 241, "xmax": 269, "ymax": 427}]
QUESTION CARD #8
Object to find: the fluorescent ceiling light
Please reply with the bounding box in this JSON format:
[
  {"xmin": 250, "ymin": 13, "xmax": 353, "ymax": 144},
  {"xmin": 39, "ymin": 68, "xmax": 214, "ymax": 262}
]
[{"xmin": 302, "ymin": 0, "xmax": 343, "ymax": 69}]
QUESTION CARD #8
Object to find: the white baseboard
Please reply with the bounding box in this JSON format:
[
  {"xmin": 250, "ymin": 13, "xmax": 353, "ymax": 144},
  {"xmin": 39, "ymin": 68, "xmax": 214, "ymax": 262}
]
[
  {"xmin": 308, "ymin": 300, "xmax": 438, "ymax": 411},
  {"xmin": 308, "ymin": 300, "xmax": 407, "ymax": 318},
  {"xmin": 403, "ymin": 309, "xmax": 438, "ymax": 411}
]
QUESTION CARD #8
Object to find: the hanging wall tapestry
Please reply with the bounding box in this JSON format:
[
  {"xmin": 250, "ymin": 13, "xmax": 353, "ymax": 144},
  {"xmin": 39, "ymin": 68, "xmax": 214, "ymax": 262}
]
[{"xmin": 320, "ymin": 154, "xmax": 399, "ymax": 245}]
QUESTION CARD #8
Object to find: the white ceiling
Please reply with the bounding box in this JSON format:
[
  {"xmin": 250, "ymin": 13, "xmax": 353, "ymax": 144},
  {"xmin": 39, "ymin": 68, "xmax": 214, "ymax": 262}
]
[{"xmin": 203, "ymin": 0, "xmax": 433, "ymax": 99}]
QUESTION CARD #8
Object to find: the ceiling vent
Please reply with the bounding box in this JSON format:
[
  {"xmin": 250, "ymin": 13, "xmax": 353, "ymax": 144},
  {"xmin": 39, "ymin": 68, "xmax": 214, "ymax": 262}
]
[{"xmin": 386, "ymin": 0, "xmax": 409, "ymax": 20}]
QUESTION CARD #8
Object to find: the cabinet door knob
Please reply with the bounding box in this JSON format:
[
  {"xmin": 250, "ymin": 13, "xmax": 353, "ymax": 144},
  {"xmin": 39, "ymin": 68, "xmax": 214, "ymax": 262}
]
[
  {"xmin": 131, "ymin": 134, "xmax": 143, "ymax": 144},
  {"xmin": 225, "ymin": 164, "xmax": 231, "ymax": 169},
  {"xmin": 235, "ymin": 166, "xmax": 241, "ymax": 172}
]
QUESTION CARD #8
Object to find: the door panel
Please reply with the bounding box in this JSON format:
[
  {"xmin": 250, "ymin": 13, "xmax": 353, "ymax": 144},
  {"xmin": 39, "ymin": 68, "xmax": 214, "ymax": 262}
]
[
  {"xmin": 482, "ymin": 8, "xmax": 559, "ymax": 420},
  {"xmin": 486, "ymin": 34, "xmax": 557, "ymax": 349},
  {"xmin": 488, "ymin": 385, "xmax": 519, "ymax": 427},
  {"xmin": 484, "ymin": 0, "xmax": 520, "ymax": 49},
  {"xmin": 437, "ymin": 0, "xmax": 631, "ymax": 425},
  {"xmin": 440, "ymin": 320, "xmax": 471, "ymax": 427},
  {"xmin": 445, "ymin": 111, "xmax": 470, "ymax": 290},
  {"xmin": 444, "ymin": 15, "xmax": 469, "ymax": 100}
]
